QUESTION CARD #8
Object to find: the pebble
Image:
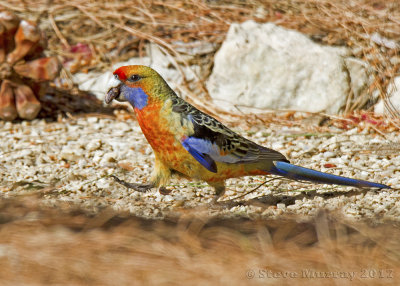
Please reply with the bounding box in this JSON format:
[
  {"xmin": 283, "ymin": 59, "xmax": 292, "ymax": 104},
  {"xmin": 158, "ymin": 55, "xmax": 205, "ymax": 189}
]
[
  {"xmin": 0, "ymin": 116, "xmax": 399, "ymax": 221},
  {"xmin": 86, "ymin": 139, "xmax": 102, "ymax": 152}
]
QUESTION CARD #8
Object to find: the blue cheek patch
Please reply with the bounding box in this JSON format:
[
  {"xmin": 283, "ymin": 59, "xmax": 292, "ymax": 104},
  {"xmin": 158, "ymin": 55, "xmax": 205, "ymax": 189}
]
[{"xmin": 121, "ymin": 86, "xmax": 148, "ymax": 110}]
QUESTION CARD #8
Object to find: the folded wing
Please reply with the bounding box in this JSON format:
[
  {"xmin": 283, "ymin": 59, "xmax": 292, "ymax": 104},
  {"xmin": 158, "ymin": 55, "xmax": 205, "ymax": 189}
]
[{"xmin": 173, "ymin": 97, "xmax": 288, "ymax": 172}]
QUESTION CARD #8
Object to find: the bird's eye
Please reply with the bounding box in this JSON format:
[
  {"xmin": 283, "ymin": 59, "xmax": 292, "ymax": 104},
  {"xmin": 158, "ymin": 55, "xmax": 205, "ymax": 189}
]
[
  {"xmin": 127, "ymin": 74, "xmax": 141, "ymax": 82},
  {"xmin": 114, "ymin": 74, "xmax": 119, "ymax": 80}
]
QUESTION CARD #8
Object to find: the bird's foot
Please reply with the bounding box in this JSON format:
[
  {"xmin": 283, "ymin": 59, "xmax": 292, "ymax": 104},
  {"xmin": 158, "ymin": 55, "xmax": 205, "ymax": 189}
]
[
  {"xmin": 211, "ymin": 195, "xmax": 221, "ymax": 204},
  {"xmin": 159, "ymin": 186, "xmax": 172, "ymax": 195},
  {"xmin": 210, "ymin": 196, "xmax": 240, "ymax": 209},
  {"xmin": 111, "ymin": 175, "xmax": 154, "ymax": 192}
]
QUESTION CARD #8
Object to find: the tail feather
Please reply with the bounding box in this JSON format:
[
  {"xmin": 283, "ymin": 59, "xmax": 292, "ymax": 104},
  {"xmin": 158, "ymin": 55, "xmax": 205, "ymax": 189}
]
[{"xmin": 269, "ymin": 161, "xmax": 390, "ymax": 189}]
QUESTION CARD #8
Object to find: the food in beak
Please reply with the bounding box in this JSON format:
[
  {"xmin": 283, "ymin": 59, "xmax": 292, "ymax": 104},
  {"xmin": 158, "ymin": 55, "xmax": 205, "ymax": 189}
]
[{"xmin": 105, "ymin": 87, "xmax": 120, "ymax": 104}]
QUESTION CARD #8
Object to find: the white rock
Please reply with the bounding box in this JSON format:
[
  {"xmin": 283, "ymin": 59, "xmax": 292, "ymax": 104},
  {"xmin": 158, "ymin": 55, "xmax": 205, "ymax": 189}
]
[
  {"xmin": 374, "ymin": 206, "xmax": 385, "ymax": 214},
  {"xmin": 96, "ymin": 178, "xmax": 110, "ymax": 189},
  {"xmin": 87, "ymin": 117, "xmax": 98, "ymax": 124},
  {"xmin": 86, "ymin": 139, "xmax": 102, "ymax": 152},
  {"xmin": 374, "ymin": 76, "xmax": 400, "ymax": 114},
  {"xmin": 369, "ymin": 33, "xmax": 399, "ymax": 49},
  {"xmin": 72, "ymin": 71, "xmax": 110, "ymax": 100},
  {"xmin": 207, "ymin": 21, "xmax": 369, "ymax": 114},
  {"xmin": 322, "ymin": 151, "xmax": 336, "ymax": 158},
  {"xmin": 345, "ymin": 58, "xmax": 371, "ymax": 101},
  {"xmin": 277, "ymin": 203, "xmax": 285, "ymax": 210},
  {"xmin": 60, "ymin": 146, "xmax": 83, "ymax": 161},
  {"xmin": 72, "ymin": 44, "xmax": 199, "ymax": 101},
  {"xmin": 387, "ymin": 177, "xmax": 399, "ymax": 186},
  {"xmin": 359, "ymin": 171, "xmax": 369, "ymax": 180},
  {"xmin": 12, "ymin": 148, "xmax": 32, "ymax": 159},
  {"xmin": 100, "ymin": 152, "xmax": 117, "ymax": 165}
]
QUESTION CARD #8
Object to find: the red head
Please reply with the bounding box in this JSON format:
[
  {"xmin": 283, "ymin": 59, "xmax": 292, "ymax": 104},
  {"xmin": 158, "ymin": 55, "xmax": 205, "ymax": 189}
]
[{"xmin": 105, "ymin": 65, "xmax": 173, "ymax": 105}]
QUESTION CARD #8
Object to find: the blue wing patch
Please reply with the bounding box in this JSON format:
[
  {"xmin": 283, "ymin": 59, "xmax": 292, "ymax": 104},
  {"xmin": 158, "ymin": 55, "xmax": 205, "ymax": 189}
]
[{"xmin": 181, "ymin": 137, "xmax": 217, "ymax": 173}]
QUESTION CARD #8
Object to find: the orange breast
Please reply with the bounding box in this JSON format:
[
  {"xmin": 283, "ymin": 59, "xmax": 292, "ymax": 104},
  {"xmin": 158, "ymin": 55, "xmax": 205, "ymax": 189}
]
[
  {"xmin": 134, "ymin": 104, "xmax": 271, "ymax": 183},
  {"xmin": 135, "ymin": 104, "xmax": 188, "ymax": 168}
]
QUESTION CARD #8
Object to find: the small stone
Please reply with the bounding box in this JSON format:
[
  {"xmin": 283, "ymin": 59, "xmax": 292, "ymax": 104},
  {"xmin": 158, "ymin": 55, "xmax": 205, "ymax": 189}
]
[
  {"xmin": 323, "ymin": 151, "xmax": 336, "ymax": 158},
  {"xmin": 87, "ymin": 117, "xmax": 98, "ymax": 124},
  {"xmin": 86, "ymin": 139, "xmax": 102, "ymax": 152},
  {"xmin": 277, "ymin": 203, "xmax": 285, "ymax": 210},
  {"xmin": 100, "ymin": 152, "xmax": 116, "ymax": 165}
]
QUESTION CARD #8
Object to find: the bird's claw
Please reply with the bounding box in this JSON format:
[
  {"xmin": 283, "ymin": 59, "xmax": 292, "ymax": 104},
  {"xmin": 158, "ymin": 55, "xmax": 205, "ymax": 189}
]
[
  {"xmin": 111, "ymin": 175, "xmax": 154, "ymax": 192},
  {"xmin": 159, "ymin": 186, "xmax": 172, "ymax": 195},
  {"xmin": 209, "ymin": 198, "xmax": 240, "ymax": 209}
]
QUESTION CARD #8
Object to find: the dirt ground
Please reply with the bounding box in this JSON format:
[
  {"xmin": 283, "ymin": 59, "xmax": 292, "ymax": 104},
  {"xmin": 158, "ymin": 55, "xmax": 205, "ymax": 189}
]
[{"xmin": 0, "ymin": 114, "xmax": 399, "ymax": 285}]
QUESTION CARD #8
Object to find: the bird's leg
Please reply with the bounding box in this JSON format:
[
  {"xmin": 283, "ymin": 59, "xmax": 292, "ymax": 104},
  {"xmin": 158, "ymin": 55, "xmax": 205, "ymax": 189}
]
[
  {"xmin": 111, "ymin": 155, "xmax": 172, "ymax": 193},
  {"xmin": 111, "ymin": 175, "xmax": 154, "ymax": 192},
  {"xmin": 150, "ymin": 155, "xmax": 172, "ymax": 194}
]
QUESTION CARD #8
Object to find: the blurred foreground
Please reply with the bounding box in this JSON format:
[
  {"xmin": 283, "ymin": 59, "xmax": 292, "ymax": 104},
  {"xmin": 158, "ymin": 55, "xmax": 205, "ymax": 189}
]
[{"xmin": 0, "ymin": 194, "xmax": 399, "ymax": 285}]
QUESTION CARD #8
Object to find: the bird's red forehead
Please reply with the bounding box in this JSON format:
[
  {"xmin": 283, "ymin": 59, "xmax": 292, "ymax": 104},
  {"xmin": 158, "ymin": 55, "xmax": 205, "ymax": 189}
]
[{"xmin": 113, "ymin": 66, "xmax": 129, "ymax": 80}]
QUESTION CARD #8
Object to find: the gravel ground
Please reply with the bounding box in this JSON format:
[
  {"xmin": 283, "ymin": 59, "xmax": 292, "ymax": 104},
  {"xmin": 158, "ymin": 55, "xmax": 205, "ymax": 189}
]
[{"xmin": 1, "ymin": 115, "xmax": 399, "ymax": 221}]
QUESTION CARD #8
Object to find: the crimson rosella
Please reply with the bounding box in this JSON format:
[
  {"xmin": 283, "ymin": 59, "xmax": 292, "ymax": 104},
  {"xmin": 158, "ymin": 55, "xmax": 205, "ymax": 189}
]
[{"xmin": 105, "ymin": 65, "xmax": 390, "ymax": 201}]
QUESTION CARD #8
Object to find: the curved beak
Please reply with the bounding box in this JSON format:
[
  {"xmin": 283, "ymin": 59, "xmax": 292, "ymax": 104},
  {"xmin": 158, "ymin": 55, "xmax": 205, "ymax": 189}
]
[{"xmin": 105, "ymin": 76, "xmax": 122, "ymax": 104}]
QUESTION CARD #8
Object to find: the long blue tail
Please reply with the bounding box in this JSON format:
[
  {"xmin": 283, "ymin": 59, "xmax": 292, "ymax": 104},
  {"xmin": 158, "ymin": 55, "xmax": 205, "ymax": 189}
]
[{"xmin": 269, "ymin": 161, "xmax": 390, "ymax": 189}]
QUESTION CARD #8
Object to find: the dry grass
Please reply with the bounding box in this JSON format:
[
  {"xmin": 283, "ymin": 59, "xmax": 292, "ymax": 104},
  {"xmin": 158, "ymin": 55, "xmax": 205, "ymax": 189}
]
[
  {"xmin": 0, "ymin": 0, "xmax": 399, "ymax": 118},
  {"xmin": 0, "ymin": 195, "xmax": 399, "ymax": 285}
]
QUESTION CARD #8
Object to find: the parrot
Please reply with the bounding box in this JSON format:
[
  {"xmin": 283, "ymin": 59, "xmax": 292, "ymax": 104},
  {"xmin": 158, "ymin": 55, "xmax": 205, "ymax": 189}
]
[{"xmin": 105, "ymin": 65, "xmax": 390, "ymax": 202}]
